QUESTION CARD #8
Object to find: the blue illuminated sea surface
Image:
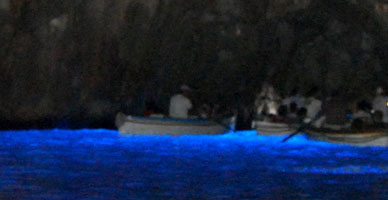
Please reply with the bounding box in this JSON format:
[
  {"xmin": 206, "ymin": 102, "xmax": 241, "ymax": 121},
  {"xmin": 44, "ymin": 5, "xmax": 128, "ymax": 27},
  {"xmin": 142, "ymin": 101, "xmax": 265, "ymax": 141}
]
[{"xmin": 1, "ymin": 129, "xmax": 388, "ymax": 199}]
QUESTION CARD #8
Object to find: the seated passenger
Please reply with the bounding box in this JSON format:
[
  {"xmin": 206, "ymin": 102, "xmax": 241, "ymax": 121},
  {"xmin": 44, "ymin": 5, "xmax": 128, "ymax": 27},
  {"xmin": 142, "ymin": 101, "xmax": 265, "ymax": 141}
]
[
  {"xmin": 291, "ymin": 107, "xmax": 307, "ymax": 124},
  {"xmin": 352, "ymin": 100, "xmax": 373, "ymax": 126},
  {"xmin": 169, "ymin": 85, "xmax": 193, "ymax": 119},
  {"xmin": 143, "ymin": 99, "xmax": 157, "ymax": 117},
  {"xmin": 255, "ymin": 82, "xmax": 281, "ymax": 116},
  {"xmin": 372, "ymin": 87, "xmax": 388, "ymax": 124},
  {"xmin": 304, "ymin": 87, "xmax": 323, "ymax": 127},
  {"xmin": 198, "ymin": 103, "xmax": 211, "ymax": 119},
  {"xmin": 287, "ymin": 102, "xmax": 298, "ymax": 120},
  {"xmin": 272, "ymin": 105, "xmax": 288, "ymax": 123}
]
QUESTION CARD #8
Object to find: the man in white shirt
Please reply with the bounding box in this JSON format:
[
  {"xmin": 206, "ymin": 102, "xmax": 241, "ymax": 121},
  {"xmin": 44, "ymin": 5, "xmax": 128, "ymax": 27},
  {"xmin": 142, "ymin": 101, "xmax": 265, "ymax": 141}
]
[
  {"xmin": 306, "ymin": 97, "xmax": 322, "ymax": 120},
  {"xmin": 169, "ymin": 85, "xmax": 193, "ymax": 119},
  {"xmin": 372, "ymin": 87, "xmax": 388, "ymax": 123},
  {"xmin": 304, "ymin": 87, "xmax": 323, "ymax": 127}
]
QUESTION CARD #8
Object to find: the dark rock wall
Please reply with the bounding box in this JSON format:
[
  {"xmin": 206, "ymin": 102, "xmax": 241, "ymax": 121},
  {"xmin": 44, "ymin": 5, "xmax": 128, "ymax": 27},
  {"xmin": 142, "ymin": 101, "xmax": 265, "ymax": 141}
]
[{"xmin": 0, "ymin": 0, "xmax": 387, "ymax": 129}]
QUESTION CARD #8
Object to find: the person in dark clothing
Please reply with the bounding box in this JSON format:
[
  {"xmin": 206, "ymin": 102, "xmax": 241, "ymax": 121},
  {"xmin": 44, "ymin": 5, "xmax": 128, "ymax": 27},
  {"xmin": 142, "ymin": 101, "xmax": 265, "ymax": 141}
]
[
  {"xmin": 143, "ymin": 99, "xmax": 157, "ymax": 117},
  {"xmin": 321, "ymin": 90, "xmax": 350, "ymax": 129},
  {"xmin": 235, "ymin": 89, "xmax": 254, "ymax": 131},
  {"xmin": 272, "ymin": 105, "xmax": 288, "ymax": 123},
  {"xmin": 294, "ymin": 107, "xmax": 307, "ymax": 124},
  {"xmin": 287, "ymin": 102, "xmax": 298, "ymax": 120}
]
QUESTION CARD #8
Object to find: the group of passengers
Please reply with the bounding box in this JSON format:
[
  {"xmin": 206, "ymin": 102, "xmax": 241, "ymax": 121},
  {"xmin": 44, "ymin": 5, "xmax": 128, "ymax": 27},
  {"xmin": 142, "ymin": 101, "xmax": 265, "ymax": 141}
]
[
  {"xmin": 255, "ymin": 84, "xmax": 388, "ymax": 130},
  {"xmin": 144, "ymin": 84, "xmax": 223, "ymax": 120},
  {"xmin": 145, "ymin": 83, "xmax": 388, "ymax": 131}
]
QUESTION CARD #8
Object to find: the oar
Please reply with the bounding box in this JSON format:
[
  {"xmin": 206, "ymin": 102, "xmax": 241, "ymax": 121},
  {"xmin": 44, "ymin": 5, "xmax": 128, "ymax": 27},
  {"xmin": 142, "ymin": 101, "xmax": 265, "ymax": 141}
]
[{"xmin": 282, "ymin": 111, "xmax": 324, "ymax": 143}]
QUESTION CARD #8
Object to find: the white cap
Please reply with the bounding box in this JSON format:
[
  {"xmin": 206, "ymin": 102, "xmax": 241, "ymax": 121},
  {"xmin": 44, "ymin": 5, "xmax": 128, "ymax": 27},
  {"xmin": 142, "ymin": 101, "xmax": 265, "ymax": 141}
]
[{"xmin": 180, "ymin": 84, "xmax": 191, "ymax": 91}]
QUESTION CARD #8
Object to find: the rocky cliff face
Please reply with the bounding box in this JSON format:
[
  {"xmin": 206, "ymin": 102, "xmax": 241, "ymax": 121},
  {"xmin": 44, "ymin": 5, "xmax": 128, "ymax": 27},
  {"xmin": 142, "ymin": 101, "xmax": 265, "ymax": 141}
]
[
  {"xmin": 0, "ymin": 0, "xmax": 9, "ymax": 10},
  {"xmin": 0, "ymin": 0, "xmax": 387, "ymax": 129}
]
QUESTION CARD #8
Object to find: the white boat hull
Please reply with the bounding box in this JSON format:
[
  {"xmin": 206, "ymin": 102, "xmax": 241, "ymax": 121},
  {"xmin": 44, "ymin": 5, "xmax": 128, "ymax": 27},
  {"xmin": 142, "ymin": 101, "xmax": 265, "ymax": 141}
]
[
  {"xmin": 115, "ymin": 113, "xmax": 228, "ymax": 135},
  {"xmin": 306, "ymin": 130, "xmax": 388, "ymax": 146},
  {"xmin": 252, "ymin": 121, "xmax": 296, "ymax": 135}
]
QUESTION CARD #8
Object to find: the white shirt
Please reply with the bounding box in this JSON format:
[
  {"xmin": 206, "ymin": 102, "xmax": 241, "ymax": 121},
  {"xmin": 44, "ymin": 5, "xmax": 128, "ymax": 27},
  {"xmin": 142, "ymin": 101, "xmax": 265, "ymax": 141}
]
[
  {"xmin": 169, "ymin": 94, "xmax": 192, "ymax": 119},
  {"xmin": 306, "ymin": 97, "xmax": 322, "ymax": 119},
  {"xmin": 373, "ymin": 95, "xmax": 388, "ymax": 123},
  {"xmin": 255, "ymin": 86, "xmax": 281, "ymax": 115}
]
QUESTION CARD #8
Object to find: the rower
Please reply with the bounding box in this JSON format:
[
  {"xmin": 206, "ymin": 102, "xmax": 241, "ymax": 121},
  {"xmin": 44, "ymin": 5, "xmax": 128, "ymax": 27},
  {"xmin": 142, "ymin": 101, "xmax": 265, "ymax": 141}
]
[
  {"xmin": 305, "ymin": 86, "xmax": 323, "ymax": 127},
  {"xmin": 287, "ymin": 102, "xmax": 298, "ymax": 120},
  {"xmin": 168, "ymin": 85, "xmax": 193, "ymax": 119}
]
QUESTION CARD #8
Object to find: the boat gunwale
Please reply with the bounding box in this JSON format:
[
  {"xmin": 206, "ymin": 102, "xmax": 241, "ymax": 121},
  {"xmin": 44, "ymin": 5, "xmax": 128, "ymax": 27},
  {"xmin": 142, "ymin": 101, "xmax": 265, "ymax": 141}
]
[
  {"xmin": 306, "ymin": 127, "xmax": 386, "ymax": 136},
  {"xmin": 305, "ymin": 128, "xmax": 388, "ymax": 144},
  {"xmin": 124, "ymin": 116, "xmax": 223, "ymax": 127}
]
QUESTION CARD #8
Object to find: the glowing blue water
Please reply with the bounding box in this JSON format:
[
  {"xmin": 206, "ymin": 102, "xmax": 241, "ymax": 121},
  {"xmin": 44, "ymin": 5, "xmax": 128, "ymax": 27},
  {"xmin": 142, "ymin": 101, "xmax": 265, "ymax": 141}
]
[{"xmin": 0, "ymin": 129, "xmax": 388, "ymax": 199}]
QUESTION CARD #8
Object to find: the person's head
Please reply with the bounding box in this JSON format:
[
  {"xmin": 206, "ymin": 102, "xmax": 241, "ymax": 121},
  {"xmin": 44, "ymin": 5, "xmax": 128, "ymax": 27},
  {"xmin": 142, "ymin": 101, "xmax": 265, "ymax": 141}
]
[
  {"xmin": 376, "ymin": 87, "xmax": 385, "ymax": 96},
  {"xmin": 261, "ymin": 82, "xmax": 273, "ymax": 92},
  {"xmin": 180, "ymin": 84, "xmax": 191, "ymax": 97},
  {"xmin": 277, "ymin": 105, "xmax": 288, "ymax": 117},
  {"xmin": 289, "ymin": 102, "xmax": 298, "ymax": 113},
  {"xmin": 267, "ymin": 85, "xmax": 276, "ymax": 93},
  {"xmin": 262, "ymin": 82, "xmax": 270, "ymax": 89},
  {"xmin": 199, "ymin": 104, "xmax": 210, "ymax": 118},
  {"xmin": 297, "ymin": 107, "xmax": 307, "ymax": 118}
]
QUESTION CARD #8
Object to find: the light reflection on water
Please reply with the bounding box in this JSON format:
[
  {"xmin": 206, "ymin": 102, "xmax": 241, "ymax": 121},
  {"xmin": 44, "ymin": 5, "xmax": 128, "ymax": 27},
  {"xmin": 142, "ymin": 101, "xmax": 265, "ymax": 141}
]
[{"xmin": 0, "ymin": 129, "xmax": 387, "ymax": 199}]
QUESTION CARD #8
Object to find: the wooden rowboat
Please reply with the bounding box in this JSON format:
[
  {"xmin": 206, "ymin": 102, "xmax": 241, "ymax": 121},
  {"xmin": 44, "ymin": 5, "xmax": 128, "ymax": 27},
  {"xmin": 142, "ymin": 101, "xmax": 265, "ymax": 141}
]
[
  {"xmin": 115, "ymin": 113, "xmax": 229, "ymax": 135},
  {"xmin": 252, "ymin": 120, "xmax": 297, "ymax": 135},
  {"xmin": 305, "ymin": 128, "xmax": 388, "ymax": 146}
]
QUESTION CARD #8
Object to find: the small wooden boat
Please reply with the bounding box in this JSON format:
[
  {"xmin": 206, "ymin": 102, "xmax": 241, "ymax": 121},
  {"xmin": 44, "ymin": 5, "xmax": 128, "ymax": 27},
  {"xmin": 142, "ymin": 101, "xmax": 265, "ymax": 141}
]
[
  {"xmin": 305, "ymin": 128, "xmax": 388, "ymax": 146},
  {"xmin": 252, "ymin": 120, "xmax": 297, "ymax": 135},
  {"xmin": 115, "ymin": 113, "xmax": 229, "ymax": 135}
]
